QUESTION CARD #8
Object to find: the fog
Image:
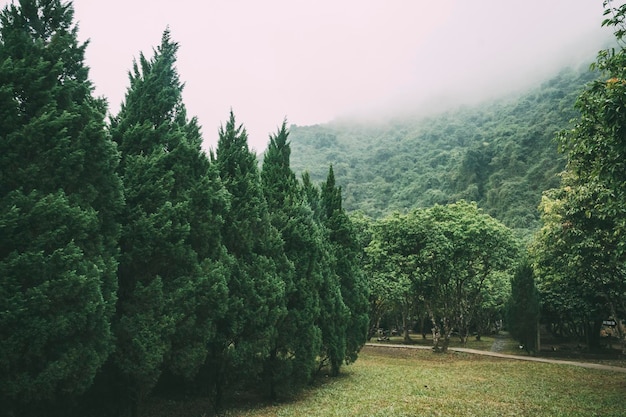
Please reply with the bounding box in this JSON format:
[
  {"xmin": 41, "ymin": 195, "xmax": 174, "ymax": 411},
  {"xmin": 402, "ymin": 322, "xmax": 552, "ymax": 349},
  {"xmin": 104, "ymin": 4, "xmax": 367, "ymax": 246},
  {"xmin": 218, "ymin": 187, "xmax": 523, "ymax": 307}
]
[{"xmin": 2, "ymin": 0, "xmax": 614, "ymax": 152}]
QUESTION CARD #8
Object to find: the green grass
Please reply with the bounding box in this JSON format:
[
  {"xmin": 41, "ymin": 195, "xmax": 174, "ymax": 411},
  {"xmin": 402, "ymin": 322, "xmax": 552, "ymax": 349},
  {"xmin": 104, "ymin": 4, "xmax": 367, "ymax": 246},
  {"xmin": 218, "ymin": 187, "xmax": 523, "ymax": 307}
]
[{"xmin": 223, "ymin": 346, "xmax": 626, "ymax": 417}]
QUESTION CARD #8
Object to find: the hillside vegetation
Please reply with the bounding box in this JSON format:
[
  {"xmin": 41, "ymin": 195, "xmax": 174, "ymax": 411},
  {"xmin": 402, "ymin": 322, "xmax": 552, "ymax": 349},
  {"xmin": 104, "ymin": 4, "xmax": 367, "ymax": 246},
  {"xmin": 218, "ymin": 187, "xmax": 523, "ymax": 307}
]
[{"xmin": 290, "ymin": 65, "xmax": 599, "ymax": 235}]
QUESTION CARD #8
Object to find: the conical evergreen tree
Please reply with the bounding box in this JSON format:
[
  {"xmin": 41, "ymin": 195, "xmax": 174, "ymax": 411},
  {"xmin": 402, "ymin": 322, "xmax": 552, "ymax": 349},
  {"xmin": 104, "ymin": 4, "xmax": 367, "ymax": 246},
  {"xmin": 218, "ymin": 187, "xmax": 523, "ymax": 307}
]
[
  {"xmin": 300, "ymin": 170, "xmax": 347, "ymax": 377},
  {"xmin": 507, "ymin": 257, "xmax": 540, "ymax": 353},
  {"xmin": 207, "ymin": 111, "xmax": 285, "ymax": 411},
  {"xmin": 108, "ymin": 30, "xmax": 228, "ymax": 416},
  {"xmin": 260, "ymin": 121, "xmax": 324, "ymax": 398},
  {"xmin": 320, "ymin": 165, "xmax": 369, "ymax": 375},
  {"xmin": 0, "ymin": 1, "xmax": 123, "ymax": 415}
]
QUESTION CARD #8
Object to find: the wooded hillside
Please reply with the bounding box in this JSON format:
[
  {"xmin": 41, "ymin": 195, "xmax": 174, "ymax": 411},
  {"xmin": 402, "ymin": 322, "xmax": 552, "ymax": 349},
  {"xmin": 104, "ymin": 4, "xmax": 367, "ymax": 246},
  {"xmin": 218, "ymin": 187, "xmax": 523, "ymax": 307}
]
[{"xmin": 289, "ymin": 65, "xmax": 599, "ymax": 235}]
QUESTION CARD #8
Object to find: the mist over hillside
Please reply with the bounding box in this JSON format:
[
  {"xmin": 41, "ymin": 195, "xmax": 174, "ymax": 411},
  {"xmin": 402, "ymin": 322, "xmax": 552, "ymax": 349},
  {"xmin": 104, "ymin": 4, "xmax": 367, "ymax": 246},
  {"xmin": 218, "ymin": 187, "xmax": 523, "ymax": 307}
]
[{"xmin": 288, "ymin": 62, "xmax": 599, "ymax": 235}]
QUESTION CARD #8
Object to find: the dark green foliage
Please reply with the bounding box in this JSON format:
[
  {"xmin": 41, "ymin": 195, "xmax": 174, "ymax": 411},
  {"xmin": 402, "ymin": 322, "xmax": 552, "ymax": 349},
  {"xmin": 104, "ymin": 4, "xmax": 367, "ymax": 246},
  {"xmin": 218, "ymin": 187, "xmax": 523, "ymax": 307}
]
[
  {"xmin": 0, "ymin": 191, "xmax": 111, "ymax": 412},
  {"xmin": 260, "ymin": 121, "xmax": 326, "ymax": 398},
  {"xmin": 300, "ymin": 169, "xmax": 348, "ymax": 377},
  {"xmin": 0, "ymin": 0, "xmax": 123, "ymax": 414},
  {"xmin": 348, "ymin": 212, "xmax": 378, "ymax": 338},
  {"xmin": 289, "ymin": 66, "xmax": 598, "ymax": 234},
  {"xmin": 108, "ymin": 30, "xmax": 228, "ymax": 414},
  {"xmin": 320, "ymin": 166, "xmax": 370, "ymax": 375},
  {"xmin": 208, "ymin": 111, "xmax": 286, "ymax": 411},
  {"xmin": 299, "ymin": 172, "xmax": 353, "ymax": 376},
  {"xmin": 507, "ymin": 258, "xmax": 539, "ymax": 353}
]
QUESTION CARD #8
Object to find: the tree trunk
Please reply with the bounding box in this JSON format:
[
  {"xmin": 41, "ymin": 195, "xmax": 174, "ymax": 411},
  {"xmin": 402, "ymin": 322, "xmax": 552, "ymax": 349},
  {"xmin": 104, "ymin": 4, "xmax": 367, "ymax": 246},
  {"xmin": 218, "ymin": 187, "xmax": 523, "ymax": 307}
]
[
  {"xmin": 586, "ymin": 318, "xmax": 603, "ymax": 351},
  {"xmin": 210, "ymin": 350, "xmax": 225, "ymax": 415},
  {"xmin": 131, "ymin": 386, "xmax": 145, "ymax": 417},
  {"xmin": 432, "ymin": 317, "xmax": 452, "ymax": 353},
  {"xmin": 536, "ymin": 322, "xmax": 541, "ymax": 353},
  {"xmin": 402, "ymin": 304, "xmax": 412, "ymax": 343},
  {"xmin": 432, "ymin": 327, "xmax": 441, "ymax": 351},
  {"xmin": 442, "ymin": 317, "xmax": 455, "ymax": 353},
  {"xmin": 431, "ymin": 319, "xmax": 441, "ymax": 351},
  {"xmin": 441, "ymin": 335, "xmax": 450, "ymax": 352},
  {"xmin": 330, "ymin": 357, "xmax": 340, "ymax": 377}
]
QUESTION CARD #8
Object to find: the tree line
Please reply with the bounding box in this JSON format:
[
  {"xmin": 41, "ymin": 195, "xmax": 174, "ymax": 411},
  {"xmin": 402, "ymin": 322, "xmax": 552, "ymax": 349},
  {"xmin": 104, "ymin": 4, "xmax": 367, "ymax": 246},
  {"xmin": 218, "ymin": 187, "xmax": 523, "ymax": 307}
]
[{"xmin": 0, "ymin": 2, "xmax": 368, "ymax": 416}]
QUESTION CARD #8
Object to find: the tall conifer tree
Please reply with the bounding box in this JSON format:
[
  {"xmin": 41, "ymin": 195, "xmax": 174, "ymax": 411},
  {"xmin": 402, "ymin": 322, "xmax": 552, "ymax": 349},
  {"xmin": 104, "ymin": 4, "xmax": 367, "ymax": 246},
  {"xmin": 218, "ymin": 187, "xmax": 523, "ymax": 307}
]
[
  {"xmin": 301, "ymin": 170, "xmax": 347, "ymax": 376},
  {"xmin": 320, "ymin": 166, "xmax": 369, "ymax": 375},
  {"xmin": 261, "ymin": 121, "xmax": 325, "ymax": 397},
  {"xmin": 0, "ymin": 1, "xmax": 123, "ymax": 414},
  {"xmin": 108, "ymin": 30, "xmax": 228, "ymax": 415},
  {"xmin": 208, "ymin": 111, "xmax": 285, "ymax": 410}
]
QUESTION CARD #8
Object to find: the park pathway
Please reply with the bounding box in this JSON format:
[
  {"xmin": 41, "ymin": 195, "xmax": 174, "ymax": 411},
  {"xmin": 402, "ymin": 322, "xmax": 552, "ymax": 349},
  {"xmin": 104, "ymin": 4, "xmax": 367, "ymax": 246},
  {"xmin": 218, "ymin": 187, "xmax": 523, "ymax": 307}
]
[
  {"xmin": 365, "ymin": 342, "xmax": 626, "ymax": 373},
  {"xmin": 489, "ymin": 332, "xmax": 509, "ymax": 352}
]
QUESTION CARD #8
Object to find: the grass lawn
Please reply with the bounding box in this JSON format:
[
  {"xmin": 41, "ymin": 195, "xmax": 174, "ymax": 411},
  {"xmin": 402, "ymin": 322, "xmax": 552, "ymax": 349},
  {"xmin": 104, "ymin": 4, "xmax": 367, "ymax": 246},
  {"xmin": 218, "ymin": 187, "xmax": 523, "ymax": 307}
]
[{"xmin": 223, "ymin": 345, "xmax": 626, "ymax": 417}]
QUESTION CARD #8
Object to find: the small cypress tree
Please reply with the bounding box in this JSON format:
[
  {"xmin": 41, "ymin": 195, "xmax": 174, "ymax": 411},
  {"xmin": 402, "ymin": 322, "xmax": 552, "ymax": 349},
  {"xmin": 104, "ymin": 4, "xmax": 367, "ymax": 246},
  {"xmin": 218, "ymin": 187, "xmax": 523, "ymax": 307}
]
[
  {"xmin": 507, "ymin": 258, "xmax": 540, "ymax": 353},
  {"xmin": 0, "ymin": 1, "xmax": 123, "ymax": 415}
]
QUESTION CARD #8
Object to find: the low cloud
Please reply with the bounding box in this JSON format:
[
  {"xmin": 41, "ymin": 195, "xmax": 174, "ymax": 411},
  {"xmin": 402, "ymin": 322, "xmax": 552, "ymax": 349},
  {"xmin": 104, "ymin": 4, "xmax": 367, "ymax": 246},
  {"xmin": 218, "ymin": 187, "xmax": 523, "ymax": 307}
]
[{"xmin": 2, "ymin": 0, "xmax": 612, "ymax": 152}]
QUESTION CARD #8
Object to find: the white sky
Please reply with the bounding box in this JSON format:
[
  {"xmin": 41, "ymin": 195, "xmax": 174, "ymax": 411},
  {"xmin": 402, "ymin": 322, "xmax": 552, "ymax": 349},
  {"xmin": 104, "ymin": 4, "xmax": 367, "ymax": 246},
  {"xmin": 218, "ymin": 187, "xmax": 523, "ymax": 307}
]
[{"xmin": 2, "ymin": 1, "xmax": 614, "ymax": 152}]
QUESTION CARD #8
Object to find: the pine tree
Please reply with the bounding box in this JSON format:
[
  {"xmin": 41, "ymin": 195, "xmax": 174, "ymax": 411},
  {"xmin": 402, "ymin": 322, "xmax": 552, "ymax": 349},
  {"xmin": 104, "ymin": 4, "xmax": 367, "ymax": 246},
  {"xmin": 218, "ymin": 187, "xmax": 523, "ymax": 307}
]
[
  {"xmin": 320, "ymin": 166, "xmax": 369, "ymax": 375},
  {"xmin": 208, "ymin": 111, "xmax": 285, "ymax": 411},
  {"xmin": 108, "ymin": 30, "xmax": 228, "ymax": 415},
  {"xmin": 0, "ymin": 1, "xmax": 123, "ymax": 414},
  {"xmin": 260, "ymin": 121, "xmax": 324, "ymax": 398}
]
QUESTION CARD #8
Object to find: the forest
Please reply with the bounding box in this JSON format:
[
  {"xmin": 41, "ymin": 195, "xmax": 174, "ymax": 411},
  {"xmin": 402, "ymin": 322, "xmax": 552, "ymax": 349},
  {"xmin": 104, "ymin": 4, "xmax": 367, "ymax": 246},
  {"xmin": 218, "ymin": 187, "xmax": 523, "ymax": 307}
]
[
  {"xmin": 1, "ymin": 1, "xmax": 626, "ymax": 417},
  {"xmin": 289, "ymin": 65, "xmax": 598, "ymax": 236}
]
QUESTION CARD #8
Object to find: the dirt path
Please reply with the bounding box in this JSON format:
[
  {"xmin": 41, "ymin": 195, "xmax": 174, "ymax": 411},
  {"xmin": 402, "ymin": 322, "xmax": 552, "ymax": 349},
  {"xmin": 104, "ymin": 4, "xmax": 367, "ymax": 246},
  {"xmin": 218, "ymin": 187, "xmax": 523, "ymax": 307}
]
[
  {"xmin": 489, "ymin": 332, "xmax": 509, "ymax": 352},
  {"xmin": 365, "ymin": 342, "xmax": 626, "ymax": 373}
]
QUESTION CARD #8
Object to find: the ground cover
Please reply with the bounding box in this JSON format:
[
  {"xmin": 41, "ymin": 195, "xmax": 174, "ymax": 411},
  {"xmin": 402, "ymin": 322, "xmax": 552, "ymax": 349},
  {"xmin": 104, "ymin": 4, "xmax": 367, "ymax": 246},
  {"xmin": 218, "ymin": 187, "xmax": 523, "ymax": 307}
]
[
  {"xmin": 221, "ymin": 346, "xmax": 624, "ymax": 417},
  {"xmin": 145, "ymin": 343, "xmax": 625, "ymax": 416}
]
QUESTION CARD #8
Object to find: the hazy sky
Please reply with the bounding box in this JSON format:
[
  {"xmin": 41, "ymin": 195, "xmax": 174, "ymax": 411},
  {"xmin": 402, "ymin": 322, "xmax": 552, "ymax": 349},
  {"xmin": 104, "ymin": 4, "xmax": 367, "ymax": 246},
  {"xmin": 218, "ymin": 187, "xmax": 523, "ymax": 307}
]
[{"xmin": 3, "ymin": 1, "xmax": 614, "ymax": 152}]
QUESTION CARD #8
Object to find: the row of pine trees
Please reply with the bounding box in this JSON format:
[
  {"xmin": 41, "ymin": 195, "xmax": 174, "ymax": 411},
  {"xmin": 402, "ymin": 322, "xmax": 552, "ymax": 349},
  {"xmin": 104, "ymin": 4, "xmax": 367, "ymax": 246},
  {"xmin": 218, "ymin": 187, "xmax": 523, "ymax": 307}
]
[{"xmin": 0, "ymin": 1, "xmax": 369, "ymax": 416}]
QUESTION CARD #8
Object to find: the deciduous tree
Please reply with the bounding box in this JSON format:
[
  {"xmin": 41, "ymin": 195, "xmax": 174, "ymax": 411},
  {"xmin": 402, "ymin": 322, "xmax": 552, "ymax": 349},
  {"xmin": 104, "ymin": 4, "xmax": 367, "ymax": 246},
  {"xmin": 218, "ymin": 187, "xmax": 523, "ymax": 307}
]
[
  {"xmin": 366, "ymin": 202, "xmax": 517, "ymax": 353},
  {"xmin": 533, "ymin": 0, "xmax": 626, "ymax": 351},
  {"xmin": 425, "ymin": 201, "xmax": 518, "ymax": 350}
]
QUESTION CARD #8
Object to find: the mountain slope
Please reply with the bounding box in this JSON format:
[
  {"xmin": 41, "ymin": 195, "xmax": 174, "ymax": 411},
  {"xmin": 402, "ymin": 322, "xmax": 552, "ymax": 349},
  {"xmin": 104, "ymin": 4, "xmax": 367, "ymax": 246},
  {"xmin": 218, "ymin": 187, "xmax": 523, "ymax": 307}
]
[{"xmin": 289, "ymin": 64, "xmax": 598, "ymax": 235}]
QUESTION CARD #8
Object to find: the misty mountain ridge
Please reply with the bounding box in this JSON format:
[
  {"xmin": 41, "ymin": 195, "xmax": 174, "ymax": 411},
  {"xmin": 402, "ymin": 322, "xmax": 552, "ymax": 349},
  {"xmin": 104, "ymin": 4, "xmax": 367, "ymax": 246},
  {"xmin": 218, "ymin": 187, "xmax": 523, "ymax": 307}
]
[{"xmin": 288, "ymin": 62, "xmax": 599, "ymax": 236}]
